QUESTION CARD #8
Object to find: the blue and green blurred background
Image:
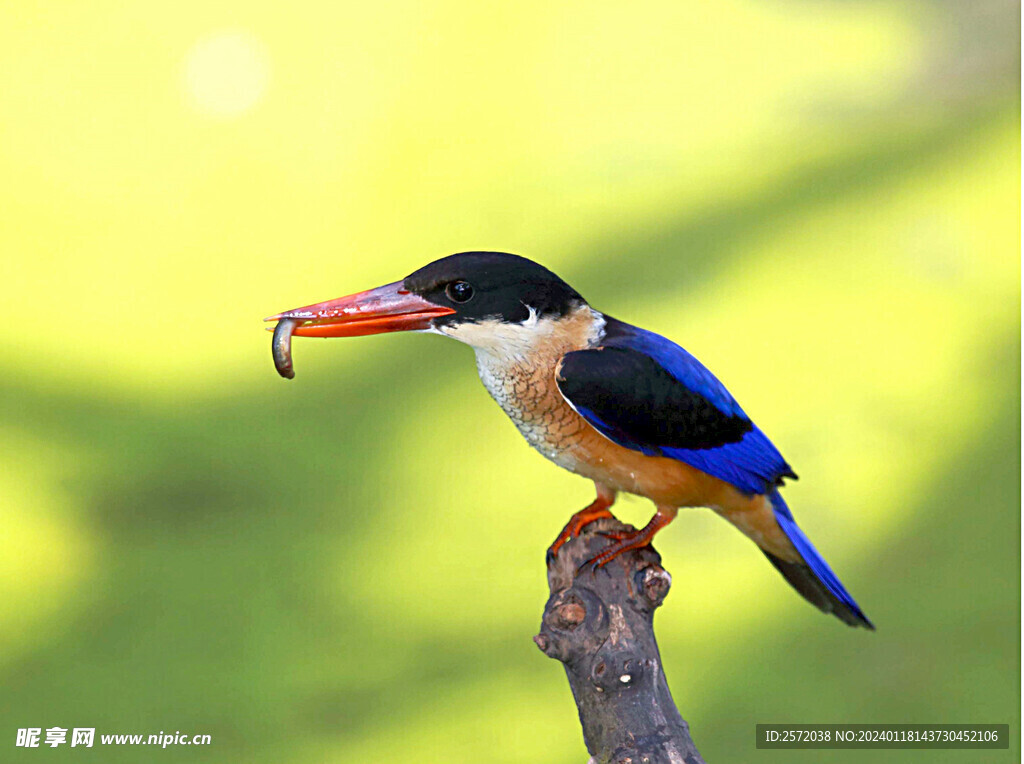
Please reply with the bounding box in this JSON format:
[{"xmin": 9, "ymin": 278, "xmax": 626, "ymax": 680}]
[{"xmin": 1, "ymin": 1, "xmax": 1019, "ymax": 761}]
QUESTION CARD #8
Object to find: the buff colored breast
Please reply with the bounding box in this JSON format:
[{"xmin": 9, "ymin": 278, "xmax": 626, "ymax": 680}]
[
  {"xmin": 468, "ymin": 311, "xmax": 743, "ymax": 509},
  {"xmin": 471, "ymin": 320, "xmax": 797, "ymax": 561}
]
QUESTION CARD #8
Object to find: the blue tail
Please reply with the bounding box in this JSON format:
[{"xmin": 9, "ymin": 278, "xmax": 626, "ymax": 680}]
[{"xmin": 765, "ymin": 490, "xmax": 874, "ymax": 629}]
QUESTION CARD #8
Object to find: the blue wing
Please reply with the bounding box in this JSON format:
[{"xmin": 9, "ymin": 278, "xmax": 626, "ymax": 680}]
[{"xmin": 556, "ymin": 317, "xmax": 795, "ymax": 495}]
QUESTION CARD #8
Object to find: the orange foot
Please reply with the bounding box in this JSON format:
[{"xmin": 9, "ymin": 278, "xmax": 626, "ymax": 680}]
[
  {"xmin": 546, "ymin": 487, "xmax": 616, "ymax": 564},
  {"xmin": 579, "ymin": 507, "xmax": 678, "ymax": 572}
]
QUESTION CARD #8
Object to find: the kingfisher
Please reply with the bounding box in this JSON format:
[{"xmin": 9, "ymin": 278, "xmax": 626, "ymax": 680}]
[{"xmin": 266, "ymin": 252, "xmax": 873, "ymax": 628}]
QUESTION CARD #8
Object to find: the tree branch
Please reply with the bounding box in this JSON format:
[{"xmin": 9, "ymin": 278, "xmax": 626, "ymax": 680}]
[{"xmin": 534, "ymin": 517, "xmax": 705, "ymax": 764}]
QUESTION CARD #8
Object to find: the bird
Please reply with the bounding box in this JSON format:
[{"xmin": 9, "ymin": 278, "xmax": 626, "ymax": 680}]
[{"xmin": 266, "ymin": 251, "xmax": 873, "ymax": 628}]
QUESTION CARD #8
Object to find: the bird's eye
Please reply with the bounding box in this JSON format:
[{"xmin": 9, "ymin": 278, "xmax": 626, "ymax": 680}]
[{"xmin": 446, "ymin": 280, "xmax": 474, "ymax": 303}]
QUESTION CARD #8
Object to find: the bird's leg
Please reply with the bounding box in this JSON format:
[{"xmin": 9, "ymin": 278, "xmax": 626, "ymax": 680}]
[
  {"xmin": 547, "ymin": 484, "xmax": 617, "ymax": 563},
  {"xmin": 580, "ymin": 506, "xmax": 678, "ymax": 572}
]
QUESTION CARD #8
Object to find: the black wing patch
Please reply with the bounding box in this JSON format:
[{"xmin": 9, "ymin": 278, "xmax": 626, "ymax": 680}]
[{"xmin": 556, "ymin": 347, "xmax": 753, "ymax": 452}]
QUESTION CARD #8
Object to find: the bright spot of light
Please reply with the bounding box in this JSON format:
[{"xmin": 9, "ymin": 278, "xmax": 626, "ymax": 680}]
[{"xmin": 182, "ymin": 31, "xmax": 269, "ymax": 118}]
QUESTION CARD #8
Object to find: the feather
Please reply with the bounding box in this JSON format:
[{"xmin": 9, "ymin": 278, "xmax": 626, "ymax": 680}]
[{"xmin": 556, "ymin": 317, "xmax": 796, "ymax": 495}]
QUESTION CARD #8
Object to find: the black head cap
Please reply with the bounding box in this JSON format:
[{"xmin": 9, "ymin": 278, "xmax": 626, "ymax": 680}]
[{"xmin": 403, "ymin": 252, "xmax": 585, "ymax": 325}]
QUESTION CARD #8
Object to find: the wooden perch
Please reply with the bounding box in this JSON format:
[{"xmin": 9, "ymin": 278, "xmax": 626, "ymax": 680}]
[{"xmin": 534, "ymin": 517, "xmax": 706, "ymax": 764}]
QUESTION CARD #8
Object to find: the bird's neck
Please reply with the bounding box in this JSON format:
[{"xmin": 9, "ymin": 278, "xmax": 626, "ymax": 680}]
[
  {"xmin": 470, "ymin": 306, "xmax": 605, "ymax": 435},
  {"xmin": 467, "ymin": 306, "xmax": 605, "ymax": 470},
  {"xmin": 471, "ymin": 306, "xmax": 605, "ymax": 376}
]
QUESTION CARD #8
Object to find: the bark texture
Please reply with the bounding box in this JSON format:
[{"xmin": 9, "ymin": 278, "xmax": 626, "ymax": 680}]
[{"xmin": 534, "ymin": 517, "xmax": 705, "ymax": 764}]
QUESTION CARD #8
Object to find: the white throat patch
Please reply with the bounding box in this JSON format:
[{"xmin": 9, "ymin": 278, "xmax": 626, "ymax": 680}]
[
  {"xmin": 429, "ymin": 305, "xmax": 604, "ymax": 366},
  {"xmin": 426, "ymin": 306, "xmax": 605, "ymax": 471}
]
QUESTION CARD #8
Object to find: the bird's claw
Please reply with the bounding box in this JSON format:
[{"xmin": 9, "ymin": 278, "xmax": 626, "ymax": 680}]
[
  {"xmin": 571, "ymin": 530, "xmax": 632, "ymax": 574},
  {"xmin": 546, "ymin": 503, "xmax": 616, "ymax": 565},
  {"xmin": 576, "ymin": 558, "xmax": 610, "ymax": 576},
  {"xmin": 576, "ymin": 525, "xmax": 658, "ymax": 575},
  {"xmin": 575, "ymin": 546, "xmax": 621, "ymax": 575},
  {"xmin": 596, "ymin": 530, "xmax": 630, "ymax": 541}
]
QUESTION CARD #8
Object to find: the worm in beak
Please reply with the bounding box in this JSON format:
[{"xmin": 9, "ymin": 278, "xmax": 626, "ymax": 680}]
[
  {"xmin": 266, "ymin": 281, "xmax": 456, "ymax": 379},
  {"xmin": 272, "ymin": 318, "xmax": 303, "ymax": 379}
]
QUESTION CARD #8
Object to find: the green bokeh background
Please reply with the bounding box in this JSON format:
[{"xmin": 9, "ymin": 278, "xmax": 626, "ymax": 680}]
[{"xmin": 1, "ymin": 1, "xmax": 1019, "ymax": 762}]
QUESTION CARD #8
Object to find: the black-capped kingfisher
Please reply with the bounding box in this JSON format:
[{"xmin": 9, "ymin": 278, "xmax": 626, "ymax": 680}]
[{"xmin": 266, "ymin": 252, "xmax": 873, "ymax": 628}]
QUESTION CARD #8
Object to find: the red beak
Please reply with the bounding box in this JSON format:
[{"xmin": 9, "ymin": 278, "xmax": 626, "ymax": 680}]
[{"xmin": 264, "ymin": 281, "xmax": 455, "ymax": 338}]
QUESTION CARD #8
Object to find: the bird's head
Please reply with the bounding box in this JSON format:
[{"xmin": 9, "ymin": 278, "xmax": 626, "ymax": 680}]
[{"xmin": 266, "ymin": 252, "xmax": 592, "ymax": 376}]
